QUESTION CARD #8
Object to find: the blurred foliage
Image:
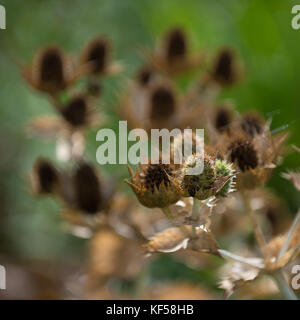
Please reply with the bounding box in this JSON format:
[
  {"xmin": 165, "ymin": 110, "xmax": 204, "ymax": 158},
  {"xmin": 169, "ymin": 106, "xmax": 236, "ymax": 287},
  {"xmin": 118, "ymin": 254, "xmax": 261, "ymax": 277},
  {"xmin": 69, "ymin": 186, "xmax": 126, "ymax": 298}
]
[{"xmin": 0, "ymin": 0, "xmax": 300, "ymax": 293}]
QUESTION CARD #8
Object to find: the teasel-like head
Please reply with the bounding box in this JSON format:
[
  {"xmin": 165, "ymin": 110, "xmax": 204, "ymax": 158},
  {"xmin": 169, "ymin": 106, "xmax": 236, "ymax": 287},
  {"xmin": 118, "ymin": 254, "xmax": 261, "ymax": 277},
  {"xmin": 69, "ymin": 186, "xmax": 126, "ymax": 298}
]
[
  {"xmin": 23, "ymin": 45, "xmax": 74, "ymax": 96},
  {"xmin": 214, "ymin": 103, "xmax": 235, "ymax": 134},
  {"xmin": 30, "ymin": 158, "xmax": 60, "ymax": 195},
  {"xmin": 125, "ymin": 161, "xmax": 182, "ymax": 208},
  {"xmin": 73, "ymin": 162, "xmax": 103, "ymax": 214},
  {"xmin": 240, "ymin": 111, "xmax": 265, "ymax": 137},
  {"xmin": 136, "ymin": 65, "xmax": 154, "ymax": 88},
  {"xmin": 179, "ymin": 154, "xmax": 234, "ymax": 200},
  {"xmin": 79, "ymin": 36, "xmax": 121, "ymax": 76},
  {"xmin": 151, "ymin": 27, "xmax": 202, "ymax": 75},
  {"xmin": 148, "ymin": 82, "xmax": 177, "ymax": 125},
  {"xmin": 60, "ymin": 94, "xmax": 100, "ymax": 129},
  {"xmin": 211, "ymin": 48, "xmax": 239, "ymax": 86},
  {"xmin": 219, "ymin": 121, "xmax": 288, "ymax": 189}
]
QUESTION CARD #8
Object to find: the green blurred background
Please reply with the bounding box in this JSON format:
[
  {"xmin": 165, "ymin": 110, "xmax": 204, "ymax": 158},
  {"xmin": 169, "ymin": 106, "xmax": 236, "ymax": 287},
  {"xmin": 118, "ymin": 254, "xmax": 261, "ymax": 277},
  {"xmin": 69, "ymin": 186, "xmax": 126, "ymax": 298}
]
[{"xmin": 0, "ymin": 0, "xmax": 300, "ymax": 297}]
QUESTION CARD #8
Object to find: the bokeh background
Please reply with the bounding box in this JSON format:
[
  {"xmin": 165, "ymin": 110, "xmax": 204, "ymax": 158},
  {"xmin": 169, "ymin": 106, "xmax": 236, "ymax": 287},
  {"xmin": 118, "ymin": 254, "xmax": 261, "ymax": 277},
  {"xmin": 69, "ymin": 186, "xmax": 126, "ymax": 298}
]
[{"xmin": 0, "ymin": 0, "xmax": 300, "ymax": 299}]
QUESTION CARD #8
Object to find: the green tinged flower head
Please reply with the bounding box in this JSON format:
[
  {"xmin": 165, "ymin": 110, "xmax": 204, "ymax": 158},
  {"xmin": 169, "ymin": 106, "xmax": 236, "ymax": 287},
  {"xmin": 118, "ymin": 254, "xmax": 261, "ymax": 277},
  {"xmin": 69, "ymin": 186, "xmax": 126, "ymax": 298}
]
[
  {"xmin": 180, "ymin": 155, "xmax": 236, "ymax": 200},
  {"xmin": 180, "ymin": 154, "xmax": 216, "ymax": 200},
  {"xmin": 214, "ymin": 159, "xmax": 235, "ymax": 197}
]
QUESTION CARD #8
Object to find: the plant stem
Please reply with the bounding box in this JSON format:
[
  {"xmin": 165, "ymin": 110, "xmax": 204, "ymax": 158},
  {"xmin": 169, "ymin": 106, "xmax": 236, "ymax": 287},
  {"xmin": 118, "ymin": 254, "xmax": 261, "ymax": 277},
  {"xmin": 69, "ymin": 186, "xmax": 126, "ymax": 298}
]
[
  {"xmin": 241, "ymin": 191, "xmax": 268, "ymax": 258},
  {"xmin": 277, "ymin": 209, "xmax": 300, "ymax": 261},
  {"xmin": 218, "ymin": 249, "xmax": 264, "ymax": 269},
  {"xmin": 161, "ymin": 207, "xmax": 173, "ymax": 220},
  {"xmin": 272, "ymin": 270, "xmax": 298, "ymax": 300},
  {"xmin": 192, "ymin": 198, "xmax": 199, "ymax": 220}
]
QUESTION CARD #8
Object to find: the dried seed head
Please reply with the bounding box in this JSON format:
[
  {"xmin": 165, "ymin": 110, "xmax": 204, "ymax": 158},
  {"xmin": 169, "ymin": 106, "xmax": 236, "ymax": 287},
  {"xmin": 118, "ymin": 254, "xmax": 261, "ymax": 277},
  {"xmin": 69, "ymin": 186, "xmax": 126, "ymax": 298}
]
[
  {"xmin": 126, "ymin": 162, "xmax": 181, "ymax": 208},
  {"xmin": 215, "ymin": 106, "xmax": 233, "ymax": 133},
  {"xmin": 241, "ymin": 112, "xmax": 264, "ymax": 137},
  {"xmin": 32, "ymin": 46, "xmax": 69, "ymax": 94},
  {"xmin": 87, "ymin": 80, "xmax": 102, "ymax": 97},
  {"xmin": 213, "ymin": 48, "xmax": 236, "ymax": 86},
  {"xmin": 165, "ymin": 28, "xmax": 187, "ymax": 62},
  {"xmin": 229, "ymin": 139, "xmax": 258, "ymax": 172},
  {"xmin": 32, "ymin": 158, "xmax": 59, "ymax": 194},
  {"xmin": 61, "ymin": 96, "xmax": 88, "ymax": 127},
  {"xmin": 74, "ymin": 162, "xmax": 102, "ymax": 214},
  {"xmin": 81, "ymin": 37, "xmax": 110, "ymax": 75},
  {"xmin": 136, "ymin": 66, "xmax": 153, "ymax": 87},
  {"xmin": 150, "ymin": 85, "xmax": 176, "ymax": 121},
  {"xmin": 180, "ymin": 154, "xmax": 216, "ymax": 200},
  {"xmin": 141, "ymin": 163, "xmax": 174, "ymax": 193}
]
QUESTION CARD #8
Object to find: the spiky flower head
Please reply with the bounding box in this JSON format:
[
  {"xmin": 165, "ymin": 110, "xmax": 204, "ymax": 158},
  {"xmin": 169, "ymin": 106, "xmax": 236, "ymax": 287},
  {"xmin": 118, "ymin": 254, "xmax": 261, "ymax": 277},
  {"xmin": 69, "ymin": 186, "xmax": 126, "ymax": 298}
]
[
  {"xmin": 23, "ymin": 45, "xmax": 73, "ymax": 95},
  {"xmin": 125, "ymin": 162, "xmax": 182, "ymax": 208},
  {"xmin": 214, "ymin": 159, "xmax": 236, "ymax": 197},
  {"xmin": 179, "ymin": 154, "xmax": 234, "ymax": 200}
]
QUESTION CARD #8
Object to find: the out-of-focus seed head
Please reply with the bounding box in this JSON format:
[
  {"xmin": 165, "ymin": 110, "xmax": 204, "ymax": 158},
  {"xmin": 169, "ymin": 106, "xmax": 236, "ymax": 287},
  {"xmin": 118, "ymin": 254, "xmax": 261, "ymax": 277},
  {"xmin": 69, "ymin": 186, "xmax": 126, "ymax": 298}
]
[
  {"xmin": 81, "ymin": 37, "xmax": 110, "ymax": 75},
  {"xmin": 241, "ymin": 112, "xmax": 264, "ymax": 137},
  {"xmin": 136, "ymin": 66, "xmax": 153, "ymax": 87},
  {"xmin": 31, "ymin": 158, "xmax": 59, "ymax": 194},
  {"xmin": 165, "ymin": 28, "xmax": 187, "ymax": 62},
  {"xmin": 229, "ymin": 139, "xmax": 258, "ymax": 172},
  {"xmin": 149, "ymin": 85, "xmax": 176, "ymax": 122},
  {"xmin": 74, "ymin": 162, "xmax": 102, "ymax": 214},
  {"xmin": 214, "ymin": 105, "xmax": 233, "ymax": 133},
  {"xmin": 29, "ymin": 45, "xmax": 70, "ymax": 94},
  {"xmin": 87, "ymin": 80, "xmax": 102, "ymax": 97},
  {"xmin": 61, "ymin": 95, "xmax": 88, "ymax": 127},
  {"xmin": 212, "ymin": 48, "xmax": 237, "ymax": 86}
]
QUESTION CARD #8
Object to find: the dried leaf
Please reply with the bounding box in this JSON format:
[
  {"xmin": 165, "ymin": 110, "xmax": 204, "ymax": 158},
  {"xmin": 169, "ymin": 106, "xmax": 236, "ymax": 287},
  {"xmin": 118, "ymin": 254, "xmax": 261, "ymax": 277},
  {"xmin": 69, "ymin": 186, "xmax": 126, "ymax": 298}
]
[
  {"xmin": 145, "ymin": 227, "xmax": 189, "ymax": 254},
  {"xmin": 219, "ymin": 260, "xmax": 260, "ymax": 298},
  {"xmin": 144, "ymin": 225, "xmax": 219, "ymax": 256},
  {"xmin": 188, "ymin": 227, "xmax": 220, "ymax": 255}
]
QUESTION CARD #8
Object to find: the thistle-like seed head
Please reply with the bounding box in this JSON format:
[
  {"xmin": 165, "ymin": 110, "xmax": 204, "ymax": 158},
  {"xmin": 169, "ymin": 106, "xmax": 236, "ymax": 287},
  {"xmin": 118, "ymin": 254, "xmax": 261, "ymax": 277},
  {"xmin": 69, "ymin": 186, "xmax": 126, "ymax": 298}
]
[
  {"xmin": 31, "ymin": 158, "xmax": 60, "ymax": 195},
  {"xmin": 214, "ymin": 105, "xmax": 233, "ymax": 133},
  {"xmin": 81, "ymin": 36, "xmax": 111, "ymax": 75},
  {"xmin": 165, "ymin": 28, "xmax": 187, "ymax": 62},
  {"xmin": 180, "ymin": 154, "xmax": 216, "ymax": 200},
  {"xmin": 27, "ymin": 45, "xmax": 71, "ymax": 94},
  {"xmin": 212, "ymin": 48, "xmax": 237, "ymax": 86},
  {"xmin": 74, "ymin": 162, "xmax": 102, "ymax": 214},
  {"xmin": 61, "ymin": 95, "xmax": 88, "ymax": 127},
  {"xmin": 125, "ymin": 162, "xmax": 181, "ymax": 208},
  {"xmin": 149, "ymin": 85, "xmax": 176, "ymax": 122},
  {"xmin": 229, "ymin": 139, "xmax": 258, "ymax": 172},
  {"xmin": 136, "ymin": 66, "xmax": 153, "ymax": 87},
  {"xmin": 241, "ymin": 112, "xmax": 264, "ymax": 137}
]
